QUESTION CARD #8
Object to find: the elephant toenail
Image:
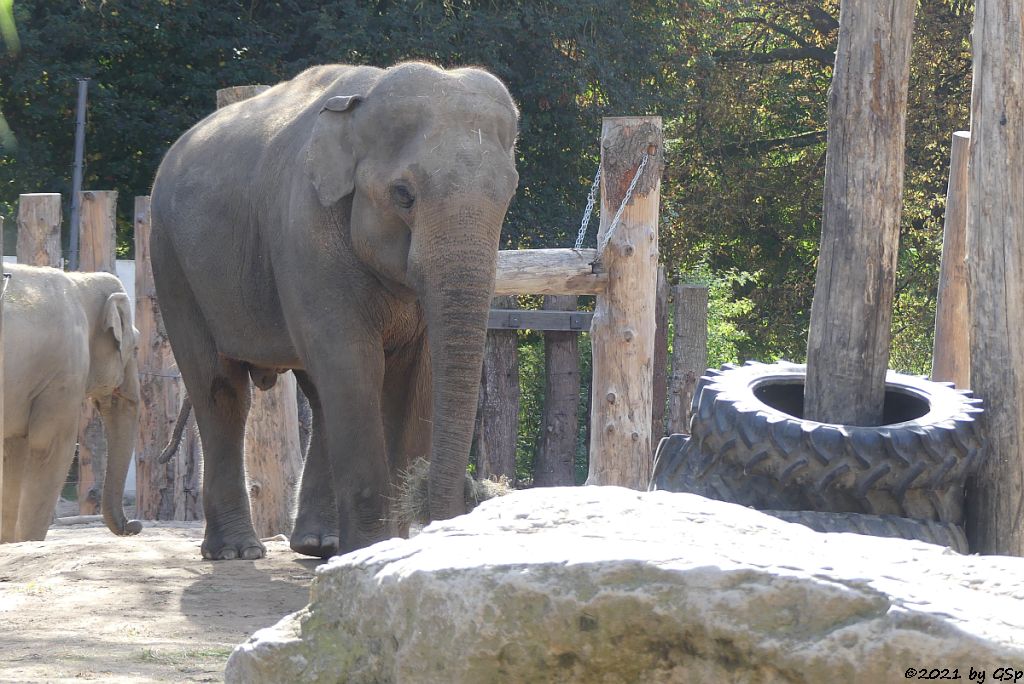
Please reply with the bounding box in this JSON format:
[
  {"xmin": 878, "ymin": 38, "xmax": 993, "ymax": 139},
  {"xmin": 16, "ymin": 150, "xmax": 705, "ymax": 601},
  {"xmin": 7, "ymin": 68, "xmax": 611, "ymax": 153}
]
[{"xmin": 220, "ymin": 548, "xmax": 238, "ymax": 560}]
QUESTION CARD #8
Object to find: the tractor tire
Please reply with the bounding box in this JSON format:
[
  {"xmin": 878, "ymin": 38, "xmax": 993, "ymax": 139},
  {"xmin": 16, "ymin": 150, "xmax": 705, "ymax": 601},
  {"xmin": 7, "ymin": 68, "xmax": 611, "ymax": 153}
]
[
  {"xmin": 763, "ymin": 510, "xmax": 968, "ymax": 554},
  {"xmin": 684, "ymin": 361, "xmax": 986, "ymax": 523}
]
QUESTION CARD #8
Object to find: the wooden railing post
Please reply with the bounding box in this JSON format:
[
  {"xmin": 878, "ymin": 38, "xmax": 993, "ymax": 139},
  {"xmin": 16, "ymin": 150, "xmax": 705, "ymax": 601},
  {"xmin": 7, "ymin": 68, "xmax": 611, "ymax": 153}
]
[
  {"xmin": 965, "ymin": 0, "xmax": 1024, "ymax": 555},
  {"xmin": 134, "ymin": 196, "xmax": 202, "ymax": 520},
  {"xmin": 475, "ymin": 295, "xmax": 520, "ymax": 483},
  {"xmin": 587, "ymin": 116, "xmax": 662, "ymax": 489},
  {"xmin": 534, "ymin": 295, "xmax": 580, "ymax": 486},
  {"xmin": 76, "ymin": 190, "xmax": 118, "ymax": 515},
  {"xmin": 651, "ymin": 266, "xmax": 669, "ymax": 442},
  {"xmin": 16, "ymin": 193, "xmax": 62, "ymax": 267},
  {"xmin": 667, "ymin": 284, "xmax": 709, "ymax": 435},
  {"xmin": 932, "ymin": 131, "xmax": 971, "ymax": 389},
  {"xmin": 0, "ymin": 273, "xmax": 7, "ymax": 538},
  {"xmin": 216, "ymin": 85, "xmax": 302, "ymax": 537}
]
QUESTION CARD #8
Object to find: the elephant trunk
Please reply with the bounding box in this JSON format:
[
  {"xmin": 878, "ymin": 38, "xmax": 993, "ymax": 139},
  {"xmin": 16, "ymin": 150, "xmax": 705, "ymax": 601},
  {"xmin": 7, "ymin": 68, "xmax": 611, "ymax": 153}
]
[
  {"xmin": 98, "ymin": 358, "xmax": 144, "ymax": 536},
  {"xmin": 415, "ymin": 203, "xmax": 503, "ymax": 522}
]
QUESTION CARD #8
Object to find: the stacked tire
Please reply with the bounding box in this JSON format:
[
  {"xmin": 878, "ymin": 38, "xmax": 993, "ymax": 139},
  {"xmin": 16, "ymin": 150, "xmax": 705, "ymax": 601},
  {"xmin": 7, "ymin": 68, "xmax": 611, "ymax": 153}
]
[{"xmin": 650, "ymin": 361, "xmax": 986, "ymax": 554}]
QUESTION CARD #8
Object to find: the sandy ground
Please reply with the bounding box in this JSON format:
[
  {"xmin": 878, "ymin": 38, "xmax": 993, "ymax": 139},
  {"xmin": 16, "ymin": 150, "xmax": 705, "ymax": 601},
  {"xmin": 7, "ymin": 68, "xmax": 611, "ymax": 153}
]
[{"xmin": 0, "ymin": 521, "xmax": 321, "ymax": 683}]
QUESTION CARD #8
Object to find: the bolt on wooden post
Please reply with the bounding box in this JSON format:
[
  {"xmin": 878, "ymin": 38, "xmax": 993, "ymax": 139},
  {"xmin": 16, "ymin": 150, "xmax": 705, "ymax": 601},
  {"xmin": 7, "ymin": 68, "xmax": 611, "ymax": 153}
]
[
  {"xmin": 76, "ymin": 190, "xmax": 118, "ymax": 515},
  {"xmin": 587, "ymin": 116, "xmax": 662, "ymax": 489},
  {"xmin": 216, "ymin": 85, "xmax": 303, "ymax": 538}
]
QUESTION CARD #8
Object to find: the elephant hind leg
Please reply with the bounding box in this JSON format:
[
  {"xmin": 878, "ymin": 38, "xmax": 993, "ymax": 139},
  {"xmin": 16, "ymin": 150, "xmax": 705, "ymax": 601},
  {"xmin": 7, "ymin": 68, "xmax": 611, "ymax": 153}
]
[
  {"xmin": 290, "ymin": 371, "xmax": 339, "ymax": 559},
  {"xmin": 2, "ymin": 437, "xmax": 27, "ymax": 542},
  {"xmin": 152, "ymin": 241, "xmax": 263, "ymax": 560}
]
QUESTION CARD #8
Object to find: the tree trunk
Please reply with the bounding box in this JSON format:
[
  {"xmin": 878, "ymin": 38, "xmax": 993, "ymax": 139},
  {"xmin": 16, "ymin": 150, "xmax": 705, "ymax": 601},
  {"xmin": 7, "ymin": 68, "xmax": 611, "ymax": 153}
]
[
  {"xmin": 804, "ymin": 0, "xmax": 916, "ymax": 426},
  {"xmin": 76, "ymin": 190, "xmax": 118, "ymax": 516},
  {"xmin": 474, "ymin": 295, "xmax": 519, "ymax": 482},
  {"xmin": 932, "ymin": 131, "xmax": 970, "ymax": 389},
  {"xmin": 587, "ymin": 116, "xmax": 662, "ymax": 488},
  {"xmin": 668, "ymin": 284, "xmax": 709, "ymax": 435},
  {"xmin": 534, "ymin": 295, "xmax": 580, "ymax": 487},
  {"xmin": 964, "ymin": 0, "xmax": 1024, "ymax": 555}
]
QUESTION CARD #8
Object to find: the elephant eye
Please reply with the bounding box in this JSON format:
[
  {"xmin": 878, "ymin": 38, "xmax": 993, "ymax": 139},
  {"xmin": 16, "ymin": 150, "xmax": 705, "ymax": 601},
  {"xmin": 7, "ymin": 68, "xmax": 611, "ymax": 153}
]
[{"xmin": 391, "ymin": 184, "xmax": 416, "ymax": 210}]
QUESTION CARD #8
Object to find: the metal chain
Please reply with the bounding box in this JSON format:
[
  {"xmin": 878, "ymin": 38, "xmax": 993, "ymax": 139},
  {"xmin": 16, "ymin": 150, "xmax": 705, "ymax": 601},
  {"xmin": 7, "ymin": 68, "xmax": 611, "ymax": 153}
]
[
  {"xmin": 574, "ymin": 166, "xmax": 602, "ymax": 250},
  {"xmin": 597, "ymin": 152, "xmax": 650, "ymax": 255}
]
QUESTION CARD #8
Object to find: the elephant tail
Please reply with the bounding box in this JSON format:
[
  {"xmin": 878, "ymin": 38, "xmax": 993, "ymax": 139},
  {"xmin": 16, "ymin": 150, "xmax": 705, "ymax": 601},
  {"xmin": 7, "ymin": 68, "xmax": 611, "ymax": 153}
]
[{"xmin": 158, "ymin": 395, "xmax": 193, "ymax": 464}]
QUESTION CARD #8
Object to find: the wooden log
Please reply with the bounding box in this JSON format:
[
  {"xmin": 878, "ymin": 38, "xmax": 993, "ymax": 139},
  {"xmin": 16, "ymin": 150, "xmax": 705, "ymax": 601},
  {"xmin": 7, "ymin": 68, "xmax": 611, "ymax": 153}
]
[
  {"xmin": 651, "ymin": 266, "xmax": 669, "ymax": 442},
  {"xmin": 587, "ymin": 116, "xmax": 663, "ymax": 489},
  {"xmin": 932, "ymin": 131, "xmax": 971, "ymax": 389},
  {"xmin": 667, "ymin": 284, "xmax": 709, "ymax": 435},
  {"xmin": 0, "ymin": 273, "xmax": 6, "ymax": 538},
  {"xmin": 964, "ymin": 0, "xmax": 1024, "ymax": 555},
  {"xmin": 215, "ymin": 86, "xmax": 302, "ymax": 537},
  {"xmin": 534, "ymin": 295, "xmax": 580, "ymax": 487},
  {"xmin": 487, "ymin": 309, "xmax": 592, "ymax": 331},
  {"xmin": 76, "ymin": 190, "xmax": 118, "ymax": 516},
  {"xmin": 474, "ymin": 295, "xmax": 520, "ymax": 483},
  {"xmin": 804, "ymin": 0, "xmax": 916, "ymax": 426},
  {"xmin": 494, "ymin": 248, "xmax": 606, "ymax": 295},
  {"xmin": 15, "ymin": 193, "xmax": 61, "ymax": 267},
  {"xmin": 134, "ymin": 197, "xmax": 202, "ymax": 521}
]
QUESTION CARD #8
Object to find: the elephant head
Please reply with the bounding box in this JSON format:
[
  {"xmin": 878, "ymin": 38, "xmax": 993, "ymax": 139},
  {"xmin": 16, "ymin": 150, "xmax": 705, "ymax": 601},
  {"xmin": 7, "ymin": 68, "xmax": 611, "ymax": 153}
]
[
  {"xmin": 87, "ymin": 287, "xmax": 143, "ymax": 537},
  {"xmin": 307, "ymin": 63, "xmax": 519, "ymax": 522}
]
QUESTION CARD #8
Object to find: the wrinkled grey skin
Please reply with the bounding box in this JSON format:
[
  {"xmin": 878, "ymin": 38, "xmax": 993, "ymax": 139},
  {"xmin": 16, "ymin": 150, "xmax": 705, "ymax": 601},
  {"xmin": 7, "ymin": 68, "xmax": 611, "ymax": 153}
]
[
  {"xmin": 2, "ymin": 264, "xmax": 142, "ymax": 542},
  {"xmin": 149, "ymin": 62, "xmax": 519, "ymax": 560}
]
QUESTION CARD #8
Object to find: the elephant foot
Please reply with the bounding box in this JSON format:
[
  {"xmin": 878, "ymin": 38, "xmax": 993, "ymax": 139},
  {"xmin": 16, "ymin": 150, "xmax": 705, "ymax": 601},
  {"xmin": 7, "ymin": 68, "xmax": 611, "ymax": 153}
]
[
  {"xmin": 290, "ymin": 532, "xmax": 340, "ymax": 559},
  {"xmin": 201, "ymin": 526, "xmax": 266, "ymax": 560}
]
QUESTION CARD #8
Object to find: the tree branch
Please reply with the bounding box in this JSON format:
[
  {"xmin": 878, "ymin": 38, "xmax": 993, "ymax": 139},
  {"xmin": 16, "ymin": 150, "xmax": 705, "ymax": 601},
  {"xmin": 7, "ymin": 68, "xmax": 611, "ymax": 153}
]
[
  {"xmin": 722, "ymin": 130, "xmax": 827, "ymax": 155},
  {"xmin": 713, "ymin": 45, "xmax": 835, "ymax": 67}
]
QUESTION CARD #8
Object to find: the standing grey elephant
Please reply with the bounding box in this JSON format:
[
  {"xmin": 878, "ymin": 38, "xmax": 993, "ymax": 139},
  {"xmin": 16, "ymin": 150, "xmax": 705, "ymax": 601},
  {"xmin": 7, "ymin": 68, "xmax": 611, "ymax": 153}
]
[
  {"xmin": 2, "ymin": 264, "xmax": 143, "ymax": 542},
  {"xmin": 150, "ymin": 62, "xmax": 519, "ymax": 560}
]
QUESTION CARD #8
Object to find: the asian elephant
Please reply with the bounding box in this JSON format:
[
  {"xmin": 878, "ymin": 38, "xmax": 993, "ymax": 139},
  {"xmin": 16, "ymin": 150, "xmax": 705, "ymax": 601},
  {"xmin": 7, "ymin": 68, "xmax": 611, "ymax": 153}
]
[
  {"xmin": 149, "ymin": 62, "xmax": 519, "ymax": 560},
  {"xmin": 2, "ymin": 263, "xmax": 143, "ymax": 542}
]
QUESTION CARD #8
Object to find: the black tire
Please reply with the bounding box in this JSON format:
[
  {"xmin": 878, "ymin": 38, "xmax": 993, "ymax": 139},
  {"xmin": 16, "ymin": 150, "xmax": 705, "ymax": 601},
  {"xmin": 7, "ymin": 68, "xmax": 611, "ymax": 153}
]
[
  {"xmin": 762, "ymin": 510, "xmax": 968, "ymax": 554},
  {"xmin": 685, "ymin": 361, "xmax": 985, "ymax": 523}
]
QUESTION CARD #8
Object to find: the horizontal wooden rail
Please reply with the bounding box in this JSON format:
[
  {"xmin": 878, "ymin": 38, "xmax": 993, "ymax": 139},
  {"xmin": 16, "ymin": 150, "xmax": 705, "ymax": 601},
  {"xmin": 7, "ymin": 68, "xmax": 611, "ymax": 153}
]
[
  {"xmin": 487, "ymin": 309, "xmax": 593, "ymax": 332},
  {"xmin": 494, "ymin": 248, "xmax": 607, "ymax": 296}
]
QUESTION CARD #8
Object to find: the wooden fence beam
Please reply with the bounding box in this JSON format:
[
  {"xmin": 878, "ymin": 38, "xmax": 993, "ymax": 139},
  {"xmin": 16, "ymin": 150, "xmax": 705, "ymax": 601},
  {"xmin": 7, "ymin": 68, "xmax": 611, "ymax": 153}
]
[
  {"xmin": 804, "ymin": 0, "xmax": 916, "ymax": 426},
  {"xmin": 667, "ymin": 284, "xmax": 709, "ymax": 435},
  {"xmin": 215, "ymin": 84, "xmax": 301, "ymax": 537},
  {"xmin": 587, "ymin": 116, "xmax": 662, "ymax": 489},
  {"xmin": 16, "ymin": 193, "xmax": 62, "ymax": 267},
  {"xmin": 76, "ymin": 190, "xmax": 118, "ymax": 516},
  {"xmin": 494, "ymin": 248, "xmax": 606, "ymax": 295},
  {"xmin": 534, "ymin": 295, "xmax": 580, "ymax": 487},
  {"xmin": 932, "ymin": 130, "xmax": 971, "ymax": 389},
  {"xmin": 134, "ymin": 196, "xmax": 202, "ymax": 520},
  {"xmin": 487, "ymin": 308, "xmax": 592, "ymax": 332},
  {"xmin": 474, "ymin": 295, "xmax": 520, "ymax": 483},
  {"xmin": 965, "ymin": 0, "xmax": 1024, "ymax": 555}
]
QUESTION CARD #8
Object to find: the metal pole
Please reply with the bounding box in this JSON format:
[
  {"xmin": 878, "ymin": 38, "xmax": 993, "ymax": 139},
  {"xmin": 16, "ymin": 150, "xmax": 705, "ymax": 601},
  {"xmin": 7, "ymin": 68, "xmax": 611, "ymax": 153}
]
[{"xmin": 68, "ymin": 78, "xmax": 88, "ymax": 270}]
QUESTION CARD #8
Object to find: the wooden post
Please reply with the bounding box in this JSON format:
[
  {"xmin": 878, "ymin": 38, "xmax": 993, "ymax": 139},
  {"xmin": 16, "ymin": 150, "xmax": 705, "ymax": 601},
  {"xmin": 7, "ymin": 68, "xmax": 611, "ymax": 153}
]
[
  {"xmin": 803, "ymin": 0, "xmax": 916, "ymax": 426},
  {"xmin": 534, "ymin": 295, "xmax": 580, "ymax": 486},
  {"xmin": 0, "ymin": 273, "xmax": 7, "ymax": 538},
  {"xmin": 651, "ymin": 266, "xmax": 669, "ymax": 442},
  {"xmin": 16, "ymin": 193, "xmax": 62, "ymax": 267},
  {"xmin": 932, "ymin": 131, "xmax": 971, "ymax": 389},
  {"xmin": 216, "ymin": 85, "xmax": 301, "ymax": 537},
  {"xmin": 668, "ymin": 284, "xmax": 709, "ymax": 435},
  {"xmin": 587, "ymin": 116, "xmax": 662, "ymax": 488},
  {"xmin": 964, "ymin": 0, "xmax": 1024, "ymax": 555},
  {"xmin": 76, "ymin": 190, "xmax": 118, "ymax": 516},
  {"xmin": 134, "ymin": 197, "xmax": 202, "ymax": 520},
  {"xmin": 474, "ymin": 295, "xmax": 520, "ymax": 482}
]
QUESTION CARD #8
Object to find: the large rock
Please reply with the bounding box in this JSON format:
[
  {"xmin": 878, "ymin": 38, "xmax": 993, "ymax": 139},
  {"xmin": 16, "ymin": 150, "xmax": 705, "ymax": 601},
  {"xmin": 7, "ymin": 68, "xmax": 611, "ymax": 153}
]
[{"xmin": 227, "ymin": 487, "xmax": 1024, "ymax": 683}]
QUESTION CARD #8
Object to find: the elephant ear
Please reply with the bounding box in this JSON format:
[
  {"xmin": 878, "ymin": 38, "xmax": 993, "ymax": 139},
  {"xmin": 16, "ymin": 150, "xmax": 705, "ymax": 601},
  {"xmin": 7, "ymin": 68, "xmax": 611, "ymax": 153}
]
[
  {"xmin": 307, "ymin": 94, "xmax": 364, "ymax": 207},
  {"xmin": 103, "ymin": 292, "xmax": 137, "ymax": 370}
]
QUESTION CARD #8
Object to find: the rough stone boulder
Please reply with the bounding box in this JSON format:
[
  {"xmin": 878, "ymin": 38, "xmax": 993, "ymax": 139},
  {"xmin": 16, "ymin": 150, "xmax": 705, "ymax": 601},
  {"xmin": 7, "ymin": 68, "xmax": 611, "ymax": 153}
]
[{"xmin": 227, "ymin": 487, "xmax": 1024, "ymax": 683}]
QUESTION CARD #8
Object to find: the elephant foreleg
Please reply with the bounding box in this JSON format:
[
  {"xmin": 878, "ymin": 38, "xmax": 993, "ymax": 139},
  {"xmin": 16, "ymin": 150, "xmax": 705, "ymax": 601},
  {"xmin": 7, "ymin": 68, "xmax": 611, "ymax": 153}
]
[
  {"xmin": 16, "ymin": 433, "xmax": 77, "ymax": 541},
  {"xmin": 290, "ymin": 371, "xmax": 339, "ymax": 558},
  {"xmin": 1, "ymin": 437, "xmax": 27, "ymax": 542}
]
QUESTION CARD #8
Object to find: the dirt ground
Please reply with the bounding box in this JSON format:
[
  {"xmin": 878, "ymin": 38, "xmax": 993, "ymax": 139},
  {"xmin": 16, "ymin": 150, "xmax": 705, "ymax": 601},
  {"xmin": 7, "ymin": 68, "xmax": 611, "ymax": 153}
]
[{"xmin": 0, "ymin": 521, "xmax": 321, "ymax": 683}]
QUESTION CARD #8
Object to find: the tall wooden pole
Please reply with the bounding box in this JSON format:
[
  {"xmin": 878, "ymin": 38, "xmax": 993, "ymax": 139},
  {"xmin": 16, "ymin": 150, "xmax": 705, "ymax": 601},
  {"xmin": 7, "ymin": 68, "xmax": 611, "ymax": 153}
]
[
  {"xmin": 534, "ymin": 295, "xmax": 580, "ymax": 486},
  {"xmin": 474, "ymin": 295, "xmax": 520, "ymax": 483},
  {"xmin": 651, "ymin": 266, "xmax": 669, "ymax": 442},
  {"xmin": 804, "ymin": 0, "xmax": 916, "ymax": 426},
  {"xmin": 16, "ymin": 193, "xmax": 62, "ymax": 267},
  {"xmin": 216, "ymin": 85, "xmax": 302, "ymax": 537},
  {"xmin": 965, "ymin": 0, "xmax": 1024, "ymax": 555},
  {"xmin": 134, "ymin": 197, "xmax": 202, "ymax": 520},
  {"xmin": 667, "ymin": 284, "xmax": 709, "ymax": 435},
  {"xmin": 0, "ymin": 273, "xmax": 7, "ymax": 538},
  {"xmin": 932, "ymin": 131, "xmax": 971, "ymax": 389},
  {"xmin": 587, "ymin": 116, "xmax": 662, "ymax": 488},
  {"xmin": 76, "ymin": 190, "xmax": 118, "ymax": 515}
]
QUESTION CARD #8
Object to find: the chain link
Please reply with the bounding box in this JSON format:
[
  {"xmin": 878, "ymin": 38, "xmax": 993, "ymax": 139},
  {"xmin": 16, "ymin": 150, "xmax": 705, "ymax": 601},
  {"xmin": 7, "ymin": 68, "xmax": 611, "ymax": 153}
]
[
  {"xmin": 574, "ymin": 166, "xmax": 602, "ymax": 250},
  {"xmin": 597, "ymin": 152, "xmax": 650, "ymax": 255}
]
